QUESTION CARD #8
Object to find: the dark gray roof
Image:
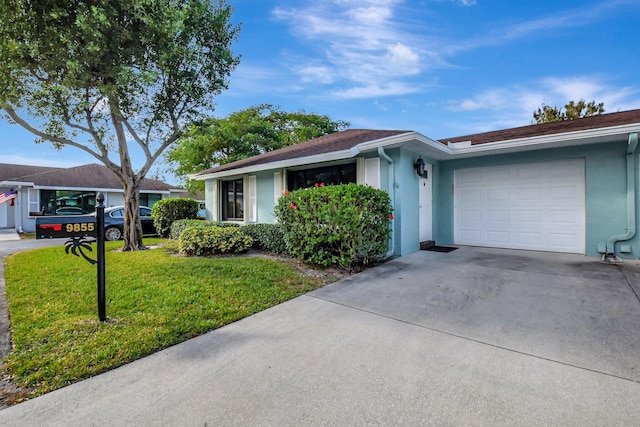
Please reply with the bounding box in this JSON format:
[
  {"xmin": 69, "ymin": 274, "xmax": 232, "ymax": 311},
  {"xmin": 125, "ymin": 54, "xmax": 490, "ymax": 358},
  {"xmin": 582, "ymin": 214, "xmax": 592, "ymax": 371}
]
[
  {"xmin": 0, "ymin": 164, "xmax": 62, "ymax": 181},
  {"xmin": 194, "ymin": 109, "xmax": 640, "ymax": 177},
  {"xmin": 1, "ymin": 163, "xmax": 178, "ymax": 191},
  {"xmin": 441, "ymin": 109, "xmax": 640, "ymax": 145},
  {"xmin": 195, "ymin": 129, "xmax": 411, "ymax": 176}
]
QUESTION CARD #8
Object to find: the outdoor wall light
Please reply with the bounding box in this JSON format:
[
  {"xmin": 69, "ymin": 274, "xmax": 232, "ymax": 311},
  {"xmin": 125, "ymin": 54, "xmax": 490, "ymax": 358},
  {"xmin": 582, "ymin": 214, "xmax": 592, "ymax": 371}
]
[{"xmin": 414, "ymin": 157, "xmax": 425, "ymax": 176}]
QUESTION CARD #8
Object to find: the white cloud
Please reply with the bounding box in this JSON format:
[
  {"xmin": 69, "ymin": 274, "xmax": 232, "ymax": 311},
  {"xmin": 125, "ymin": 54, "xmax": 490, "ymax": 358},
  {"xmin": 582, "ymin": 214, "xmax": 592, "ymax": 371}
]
[
  {"xmin": 296, "ymin": 64, "xmax": 335, "ymax": 84},
  {"xmin": 445, "ymin": 75, "xmax": 640, "ymax": 130},
  {"xmin": 267, "ymin": 0, "xmax": 639, "ymax": 104},
  {"xmin": 374, "ymin": 99, "xmax": 388, "ymax": 112},
  {"xmin": 272, "ymin": 0, "xmax": 436, "ymax": 98},
  {"xmin": 446, "ymin": 1, "xmax": 639, "ymax": 54},
  {"xmin": 2, "ymin": 154, "xmax": 87, "ymax": 168},
  {"xmin": 332, "ymin": 82, "xmax": 419, "ymax": 99},
  {"xmin": 221, "ymin": 64, "xmax": 290, "ymax": 98},
  {"xmin": 384, "ymin": 43, "xmax": 421, "ymax": 75}
]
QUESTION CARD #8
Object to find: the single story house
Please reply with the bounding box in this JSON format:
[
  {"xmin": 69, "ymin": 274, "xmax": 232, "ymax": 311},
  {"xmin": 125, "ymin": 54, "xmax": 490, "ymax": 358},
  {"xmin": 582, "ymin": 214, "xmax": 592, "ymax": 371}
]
[
  {"xmin": 193, "ymin": 109, "xmax": 640, "ymax": 261},
  {"xmin": 0, "ymin": 163, "xmax": 187, "ymax": 233}
]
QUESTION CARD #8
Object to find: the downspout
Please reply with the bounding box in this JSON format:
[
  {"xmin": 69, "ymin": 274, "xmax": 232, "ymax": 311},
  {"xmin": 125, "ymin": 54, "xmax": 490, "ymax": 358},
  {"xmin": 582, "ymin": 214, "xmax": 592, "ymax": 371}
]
[
  {"xmin": 16, "ymin": 185, "xmax": 23, "ymax": 233},
  {"xmin": 378, "ymin": 147, "xmax": 395, "ymax": 258},
  {"xmin": 601, "ymin": 132, "xmax": 638, "ymax": 263}
]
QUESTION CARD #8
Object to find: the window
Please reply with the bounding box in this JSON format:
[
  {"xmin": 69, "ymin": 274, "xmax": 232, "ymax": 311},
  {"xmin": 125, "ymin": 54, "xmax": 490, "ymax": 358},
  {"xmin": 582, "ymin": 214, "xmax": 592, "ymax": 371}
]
[
  {"xmin": 287, "ymin": 163, "xmax": 356, "ymax": 191},
  {"xmin": 108, "ymin": 207, "xmax": 151, "ymax": 218},
  {"xmin": 40, "ymin": 190, "xmax": 95, "ymax": 215},
  {"xmin": 140, "ymin": 193, "xmax": 162, "ymax": 208},
  {"xmin": 221, "ymin": 179, "xmax": 244, "ymax": 221}
]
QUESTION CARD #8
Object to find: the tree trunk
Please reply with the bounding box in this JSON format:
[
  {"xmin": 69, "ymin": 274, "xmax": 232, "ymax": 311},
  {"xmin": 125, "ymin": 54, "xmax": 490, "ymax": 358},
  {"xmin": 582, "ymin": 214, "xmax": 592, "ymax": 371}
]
[
  {"xmin": 109, "ymin": 97, "xmax": 147, "ymax": 251},
  {"xmin": 122, "ymin": 177, "xmax": 147, "ymax": 251}
]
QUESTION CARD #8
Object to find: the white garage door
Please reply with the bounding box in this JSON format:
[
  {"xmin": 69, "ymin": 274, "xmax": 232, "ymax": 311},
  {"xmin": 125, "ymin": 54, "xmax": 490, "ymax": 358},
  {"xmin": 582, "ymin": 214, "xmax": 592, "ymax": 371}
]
[{"xmin": 454, "ymin": 159, "xmax": 585, "ymax": 253}]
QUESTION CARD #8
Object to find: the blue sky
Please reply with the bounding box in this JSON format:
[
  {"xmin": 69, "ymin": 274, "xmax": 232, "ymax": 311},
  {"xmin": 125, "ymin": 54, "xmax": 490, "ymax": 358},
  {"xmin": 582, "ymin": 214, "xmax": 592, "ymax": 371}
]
[{"xmin": 2, "ymin": 0, "xmax": 640, "ymax": 184}]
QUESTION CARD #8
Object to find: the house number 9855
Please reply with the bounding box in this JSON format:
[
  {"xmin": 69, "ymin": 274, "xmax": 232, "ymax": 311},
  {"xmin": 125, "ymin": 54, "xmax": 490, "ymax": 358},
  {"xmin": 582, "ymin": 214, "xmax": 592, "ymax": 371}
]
[{"xmin": 66, "ymin": 223, "xmax": 95, "ymax": 233}]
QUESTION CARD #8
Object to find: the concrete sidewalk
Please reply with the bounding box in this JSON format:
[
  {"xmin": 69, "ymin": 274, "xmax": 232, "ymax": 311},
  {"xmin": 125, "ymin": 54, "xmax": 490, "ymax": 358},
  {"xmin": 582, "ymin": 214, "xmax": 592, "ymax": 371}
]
[
  {"xmin": 1, "ymin": 247, "xmax": 640, "ymax": 425},
  {"xmin": 0, "ymin": 229, "xmax": 20, "ymax": 242}
]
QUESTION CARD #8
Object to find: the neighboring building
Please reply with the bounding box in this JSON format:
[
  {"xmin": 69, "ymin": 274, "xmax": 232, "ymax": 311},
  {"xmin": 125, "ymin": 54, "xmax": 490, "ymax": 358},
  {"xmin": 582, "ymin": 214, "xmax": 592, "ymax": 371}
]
[
  {"xmin": 0, "ymin": 163, "xmax": 186, "ymax": 232},
  {"xmin": 193, "ymin": 109, "xmax": 640, "ymax": 261}
]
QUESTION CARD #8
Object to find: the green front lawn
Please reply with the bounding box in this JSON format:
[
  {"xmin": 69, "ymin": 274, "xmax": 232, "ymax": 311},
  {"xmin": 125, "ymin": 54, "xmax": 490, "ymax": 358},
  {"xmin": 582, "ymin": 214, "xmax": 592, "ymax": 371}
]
[{"xmin": 3, "ymin": 239, "xmax": 324, "ymax": 397}]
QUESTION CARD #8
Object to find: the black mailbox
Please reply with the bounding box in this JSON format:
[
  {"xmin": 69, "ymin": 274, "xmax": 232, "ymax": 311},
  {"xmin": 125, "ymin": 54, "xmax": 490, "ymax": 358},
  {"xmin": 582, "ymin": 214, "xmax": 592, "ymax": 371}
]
[{"xmin": 36, "ymin": 216, "xmax": 97, "ymax": 239}]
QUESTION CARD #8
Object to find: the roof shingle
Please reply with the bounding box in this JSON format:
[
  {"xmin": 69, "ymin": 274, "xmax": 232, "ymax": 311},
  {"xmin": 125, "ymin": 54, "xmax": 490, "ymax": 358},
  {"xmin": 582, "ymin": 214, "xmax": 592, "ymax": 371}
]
[
  {"xmin": 441, "ymin": 109, "xmax": 640, "ymax": 145},
  {"xmin": 195, "ymin": 129, "xmax": 411, "ymax": 175},
  {"xmin": 1, "ymin": 163, "xmax": 177, "ymax": 191},
  {"xmin": 0, "ymin": 164, "xmax": 62, "ymax": 181}
]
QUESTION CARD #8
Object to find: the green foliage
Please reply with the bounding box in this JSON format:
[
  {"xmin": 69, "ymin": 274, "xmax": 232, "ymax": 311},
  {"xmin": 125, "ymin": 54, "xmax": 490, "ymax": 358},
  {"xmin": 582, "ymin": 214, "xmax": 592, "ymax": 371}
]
[
  {"xmin": 4, "ymin": 239, "xmax": 323, "ymax": 396},
  {"xmin": 179, "ymin": 225, "xmax": 253, "ymax": 256},
  {"xmin": 533, "ymin": 100, "xmax": 605, "ymax": 124},
  {"xmin": 169, "ymin": 218, "xmax": 208, "ymax": 240},
  {"xmin": 166, "ymin": 104, "xmax": 350, "ymax": 190},
  {"xmin": 170, "ymin": 218, "xmax": 239, "ymax": 240},
  {"xmin": 0, "ymin": 0, "xmax": 239, "ymax": 250},
  {"xmin": 275, "ymin": 184, "xmax": 392, "ymax": 270},
  {"xmin": 243, "ymin": 223, "xmax": 288, "ymax": 254},
  {"xmin": 151, "ymin": 198, "xmax": 199, "ymax": 237}
]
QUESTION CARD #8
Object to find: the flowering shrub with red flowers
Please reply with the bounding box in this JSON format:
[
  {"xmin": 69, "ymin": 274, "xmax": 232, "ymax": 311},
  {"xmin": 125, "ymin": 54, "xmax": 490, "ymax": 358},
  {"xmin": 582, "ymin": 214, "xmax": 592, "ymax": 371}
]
[{"xmin": 274, "ymin": 183, "xmax": 393, "ymax": 270}]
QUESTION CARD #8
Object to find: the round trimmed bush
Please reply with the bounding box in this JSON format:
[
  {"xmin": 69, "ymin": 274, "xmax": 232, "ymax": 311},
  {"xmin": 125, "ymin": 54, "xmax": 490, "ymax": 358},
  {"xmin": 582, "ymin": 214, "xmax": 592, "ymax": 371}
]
[
  {"xmin": 178, "ymin": 225, "xmax": 252, "ymax": 256},
  {"xmin": 170, "ymin": 219, "xmax": 239, "ymax": 240},
  {"xmin": 151, "ymin": 198, "xmax": 199, "ymax": 237}
]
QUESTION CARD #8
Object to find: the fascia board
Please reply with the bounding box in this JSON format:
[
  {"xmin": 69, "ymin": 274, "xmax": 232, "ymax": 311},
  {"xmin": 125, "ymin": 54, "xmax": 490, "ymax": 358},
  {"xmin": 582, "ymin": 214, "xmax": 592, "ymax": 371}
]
[
  {"xmin": 192, "ymin": 149, "xmax": 355, "ymax": 180},
  {"xmin": 0, "ymin": 180, "xmax": 35, "ymax": 187},
  {"xmin": 141, "ymin": 190, "xmax": 172, "ymax": 194},
  {"xmin": 33, "ymin": 185, "xmax": 170, "ymax": 194},
  {"xmin": 353, "ymin": 132, "xmax": 453, "ymax": 156},
  {"xmin": 34, "ymin": 185, "xmax": 128, "ymax": 192},
  {"xmin": 444, "ymin": 124, "xmax": 640, "ymax": 155}
]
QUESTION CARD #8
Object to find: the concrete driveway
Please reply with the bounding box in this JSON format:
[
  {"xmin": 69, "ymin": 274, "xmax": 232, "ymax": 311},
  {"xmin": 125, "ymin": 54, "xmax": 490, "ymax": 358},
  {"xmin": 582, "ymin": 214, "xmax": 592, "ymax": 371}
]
[{"xmin": 1, "ymin": 246, "xmax": 640, "ymax": 425}]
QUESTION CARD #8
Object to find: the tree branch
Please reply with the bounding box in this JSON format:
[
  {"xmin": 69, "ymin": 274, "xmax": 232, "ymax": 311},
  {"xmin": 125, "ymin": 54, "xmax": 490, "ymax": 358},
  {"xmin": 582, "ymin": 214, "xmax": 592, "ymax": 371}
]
[
  {"xmin": 122, "ymin": 117, "xmax": 151, "ymax": 159},
  {"xmin": 86, "ymin": 93, "xmax": 109, "ymax": 159},
  {"xmin": 2, "ymin": 104, "xmax": 118, "ymax": 169}
]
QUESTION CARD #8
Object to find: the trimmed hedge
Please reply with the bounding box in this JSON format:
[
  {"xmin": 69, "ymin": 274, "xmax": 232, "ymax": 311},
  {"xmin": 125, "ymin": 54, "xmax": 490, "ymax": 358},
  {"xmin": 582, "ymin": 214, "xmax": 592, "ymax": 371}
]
[
  {"xmin": 274, "ymin": 183, "xmax": 392, "ymax": 270},
  {"xmin": 151, "ymin": 198, "xmax": 199, "ymax": 237},
  {"xmin": 243, "ymin": 223, "xmax": 287, "ymax": 254},
  {"xmin": 178, "ymin": 225, "xmax": 253, "ymax": 256},
  {"xmin": 170, "ymin": 219, "xmax": 239, "ymax": 240}
]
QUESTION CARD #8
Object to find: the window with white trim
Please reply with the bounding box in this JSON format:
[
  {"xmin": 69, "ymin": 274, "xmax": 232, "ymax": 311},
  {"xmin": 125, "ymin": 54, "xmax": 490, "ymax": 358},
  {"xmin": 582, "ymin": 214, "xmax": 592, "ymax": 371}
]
[
  {"xmin": 221, "ymin": 179, "xmax": 244, "ymax": 221},
  {"xmin": 287, "ymin": 163, "xmax": 356, "ymax": 191}
]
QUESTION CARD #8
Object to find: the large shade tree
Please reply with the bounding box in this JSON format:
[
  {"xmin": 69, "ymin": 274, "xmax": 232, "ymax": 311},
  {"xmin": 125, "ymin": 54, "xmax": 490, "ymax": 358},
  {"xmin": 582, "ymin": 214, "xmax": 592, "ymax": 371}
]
[
  {"xmin": 533, "ymin": 100, "xmax": 605, "ymax": 124},
  {"xmin": 167, "ymin": 104, "xmax": 350, "ymax": 192},
  {"xmin": 0, "ymin": 0, "xmax": 240, "ymax": 250}
]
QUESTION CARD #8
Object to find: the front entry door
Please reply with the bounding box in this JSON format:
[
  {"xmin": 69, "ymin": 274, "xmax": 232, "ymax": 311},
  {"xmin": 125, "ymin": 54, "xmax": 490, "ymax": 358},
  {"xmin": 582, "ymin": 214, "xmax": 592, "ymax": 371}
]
[{"xmin": 419, "ymin": 164, "xmax": 433, "ymax": 241}]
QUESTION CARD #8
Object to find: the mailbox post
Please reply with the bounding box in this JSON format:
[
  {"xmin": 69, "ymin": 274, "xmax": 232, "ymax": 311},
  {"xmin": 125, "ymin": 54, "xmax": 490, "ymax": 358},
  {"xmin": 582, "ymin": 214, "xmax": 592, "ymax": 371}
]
[
  {"xmin": 38, "ymin": 192, "xmax": 107, "ymax": 321},
  {"xmin": 96, "ymin": 193, "xmax": 106, "ymax": 321}
]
